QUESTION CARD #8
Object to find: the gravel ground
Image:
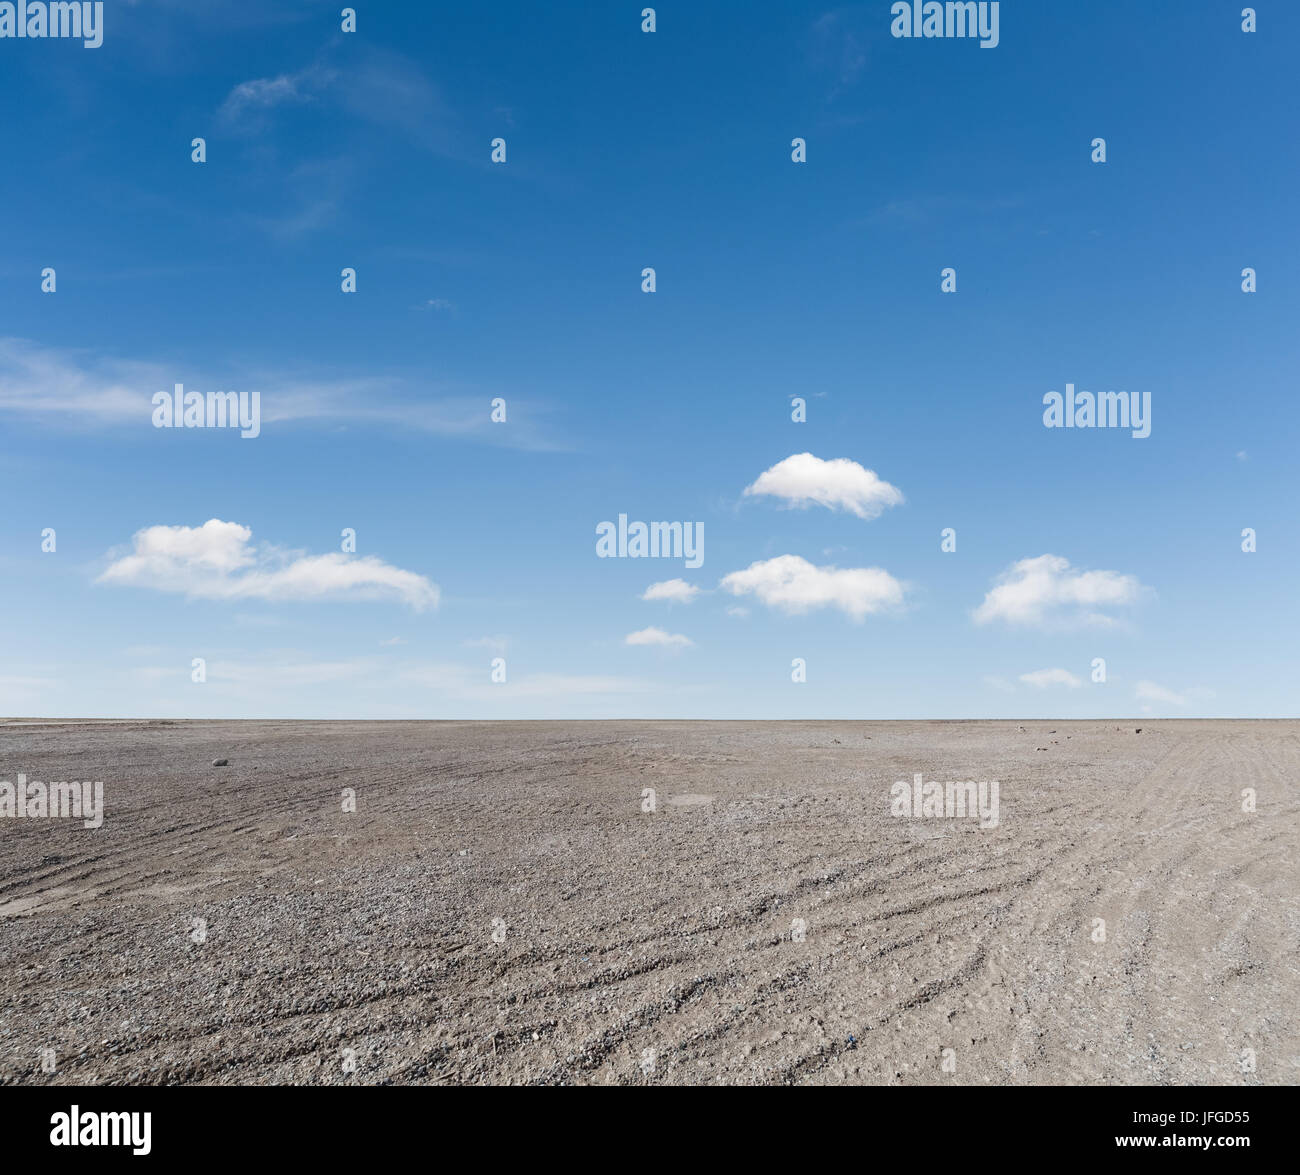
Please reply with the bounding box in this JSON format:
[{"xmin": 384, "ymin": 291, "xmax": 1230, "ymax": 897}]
[{"xmin": 0, "ymin": 719, "xmax": 1296, "ymax": 1085}]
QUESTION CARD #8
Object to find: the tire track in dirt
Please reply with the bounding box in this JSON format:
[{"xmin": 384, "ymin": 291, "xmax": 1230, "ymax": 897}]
[{"xmin": 3, "ymin": 721, "xmax": 1295, "ymax": 1085}]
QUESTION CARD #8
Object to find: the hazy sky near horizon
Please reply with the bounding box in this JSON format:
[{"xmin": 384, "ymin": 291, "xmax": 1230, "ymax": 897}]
[{"xmin": 2, "ymin": 1, "xmax": 1296, "ymax": 719}]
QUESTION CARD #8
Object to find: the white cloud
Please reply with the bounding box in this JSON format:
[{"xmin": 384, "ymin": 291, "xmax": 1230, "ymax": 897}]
[
  {"xmin": 208, "ymin": 658, "xmax": 380, "ymax": 687},
  {"xmin": 401, "ymin": 662, "xmax": 652, "ymax": 699},
  {"xmin": 1134, "ymin": 680, "xmax": 1214, "ymax": 708},
  {"xmin": 219, "ymin": 68, "xmax": 325, "ymax": 123},
  {"xmin": 0, "ymin": 674, "xmax": 58, "ymax": 693},
  {"xmin": 230, "ymin": 612, "xmax": 285, "ymax": 629},
  {"xmin": 973, "ymin": 554, "xmax": 1146, "ymax": 628},
  {"xmin": 625, "ymin": 627, "xmax": 694, "ymax": 649},
  {"xmin": 720, "ymin": 554, "xmax": 905, "ymax": 620},
  {"xmin": 0, "ymin": 338, "xmax": 562, "ymax": 450},
  {"xmin": 98, "ymin": 520, "xmax": 439, "ymax": 611},
  {"xmin": 463, "ymin": 635, "xmax": 509, "ymax": 655},
  {"xmin": 0, "ymin": 337, "xmax": 163, "ymax": 424},
  {"xmin": 126, "ymin": 655, "xmax": 385, "ymax": 691},
  {"xmin": 1135, "ymin": 680, "xmax": 1186, "ymax": 705},
  {"xmin": 129, "ymin": 666, "xmax": 182, "ymax": 683},
  {"xmin": 1019, "ymin": 667, "xmax": 1083, "ymax": 689},
  {"xmin": 743, "ymin": 453, "xmax": 903, "ymax": 520},
  {"xmin": 641, "ymin": 578, "xmax": 701, "ymax": 604},
  {"xmin": 131, "ymin": 655, "xmax": 653, "ymax": 706},
  {"xmin": 487, "ymin": 673, "xmax": 651, "ymax": 698},
  {"xmin": 218, "ymin": 50, "xmax": 455, "ymax": 156}
]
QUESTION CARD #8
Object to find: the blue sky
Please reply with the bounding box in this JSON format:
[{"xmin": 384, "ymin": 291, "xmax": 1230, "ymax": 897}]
[{"xmin": 1, "ymin": 0, "xmax": 1295, "ymax": 719}]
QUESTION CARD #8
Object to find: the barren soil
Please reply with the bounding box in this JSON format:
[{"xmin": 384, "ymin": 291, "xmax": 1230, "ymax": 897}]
[{"xmin": 0, "ymin": 719, "xmax": 1296, "ymax": 1085}]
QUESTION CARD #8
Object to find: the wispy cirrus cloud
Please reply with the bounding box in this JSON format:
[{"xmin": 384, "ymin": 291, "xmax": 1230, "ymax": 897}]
[
  {"xmin": 214, "ymin": 47, "xmax": 462, "ymax": 241},
  {"xmin": 0, "ymin": 337, "xmax": 564, "ymax": 449},
  {"xmin": 400, "ymin": 662, "xmax": 654, "ymax": 700},
  {"xmin": 1136, "ymin": 680, "xmax": 1186, "ymax": 705},
  {"xmin": 121, "ymin": 654, "xmax": 657, "ymax": 711},
  {"xmin": 1019, "ymin": 667, "xmax": 1083, "ymax": 689},
  {"xmin": 806, "ymin": 8, "xmax": 872, "ymax": 95},
  {"xmin": 463, "ymin": 635, "xmax": 510, "ymax": 656},
  {"xmin": 218, "ymin": 49, "xmax": 457, "ymax": 156},
  {"xmin": 0, "ymin": 337, "xmax": 166, "ymax": 424},
  {"xmin": 1135, "ymin": 680, "xmax": 1214, "ymax": 708},
  {"xmin": 219, "ymin": 67, "xmax": 329, "ymax": 124}
]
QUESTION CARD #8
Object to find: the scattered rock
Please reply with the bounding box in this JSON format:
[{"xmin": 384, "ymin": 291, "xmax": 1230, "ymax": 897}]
[{"xmin": 212, "ymin": 759, "xmax": 229, "ymax": 767}]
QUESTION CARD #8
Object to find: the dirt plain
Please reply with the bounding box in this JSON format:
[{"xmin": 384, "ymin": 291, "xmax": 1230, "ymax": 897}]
[{"xmin": 0, "ymin": 719, "xmax": 1296, "ymax": 1085}]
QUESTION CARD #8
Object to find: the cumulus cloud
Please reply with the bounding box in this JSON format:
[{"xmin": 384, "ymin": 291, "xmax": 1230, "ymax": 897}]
[
  {"xmin": 98, "ymin": 520, "xmax": 439, "ymax": 611},
  {"xmin": 641, "ymin": 579, "xmax": 701, "ymax": 604},
  {"xmin": 720, "ymin": 554, "xmax": 905, "ymax": 620},
  {"xmin": 1019, "ymin": 667, "xmax": 1083, "ymax": 689},
  {"xmin": 973, "ymin": 555, "xmax": 1146, "ymax": 628},
  {"xmin": 742, "ymin": 453, "xmax": 904, "ymax": 520},
  {"xmin": 625, "ymin": 627, "xmax": 694, "ymax": 649}
]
